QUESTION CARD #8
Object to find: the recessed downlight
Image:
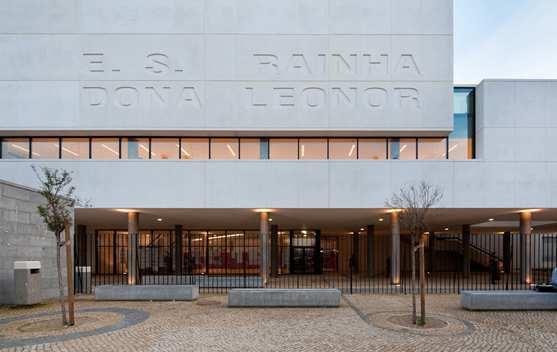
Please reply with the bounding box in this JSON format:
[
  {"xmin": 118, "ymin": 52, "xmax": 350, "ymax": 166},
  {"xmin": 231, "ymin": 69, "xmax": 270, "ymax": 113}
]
[{"xmin": 156, "ymin": 218, "xmax": 163, "ymax": 222}]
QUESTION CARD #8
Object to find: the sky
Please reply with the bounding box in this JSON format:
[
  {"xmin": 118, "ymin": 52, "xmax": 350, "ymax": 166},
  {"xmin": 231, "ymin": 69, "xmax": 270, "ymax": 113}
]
[{"xmin": 454, "ymin": 0, "xmax": 557, "ymax": 83}]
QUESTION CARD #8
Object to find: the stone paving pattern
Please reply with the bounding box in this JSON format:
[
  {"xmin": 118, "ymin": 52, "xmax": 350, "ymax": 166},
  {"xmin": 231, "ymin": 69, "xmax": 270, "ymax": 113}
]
[{"xmin": 0, "ymin": 294, "xmax": 556, "ymax": 351}]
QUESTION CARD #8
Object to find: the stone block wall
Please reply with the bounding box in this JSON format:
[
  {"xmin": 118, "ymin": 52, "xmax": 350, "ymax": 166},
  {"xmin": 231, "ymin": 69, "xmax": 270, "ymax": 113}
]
[{"xmin": 0, "ymin": 179, "xmax": 71, "ymax": 304}]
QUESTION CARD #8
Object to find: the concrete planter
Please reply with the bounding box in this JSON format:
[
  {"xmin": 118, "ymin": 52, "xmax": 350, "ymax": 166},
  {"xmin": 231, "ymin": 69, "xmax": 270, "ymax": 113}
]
[
  {"xmin": 461, "ymin": 290, "xmax": 557, "ymax": 311},
  {"xmin": 95, "ymin": 285, "xmax": 199, "ymax": 301},
  {"xmin": 228, "ymin": 288, "xmax": 341, "ymax": 307}
]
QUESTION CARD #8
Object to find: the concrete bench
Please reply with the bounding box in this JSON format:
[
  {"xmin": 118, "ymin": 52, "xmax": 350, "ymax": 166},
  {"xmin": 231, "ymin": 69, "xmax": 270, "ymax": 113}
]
[
  {"xmin": 461, "ymin": 290, "xmax": 557, "ymax": 311},
  {"xmin": 228, "ymin": 288, "xmax": 341, "ymax": 307},
  {"xmin": 95, "ymin": 285, "xmax": 199, "ymax": 301}
]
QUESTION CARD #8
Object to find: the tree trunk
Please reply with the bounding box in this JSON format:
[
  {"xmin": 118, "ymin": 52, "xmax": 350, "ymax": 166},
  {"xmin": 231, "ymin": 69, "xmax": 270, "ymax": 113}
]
[
  {"xmin": 410, "ymin": 234, "xmax": 417, "ymax": 325},
  {"xmin": 64, "ymin": 223, "xmax": 75, "ymax": 326},
  {"xmin": 55, "ymin": 232, "xmax": 68, "ymax": 326},
  {"xmin": 418, "ymin": 234, "xmax": 426, "ymax": 326}
]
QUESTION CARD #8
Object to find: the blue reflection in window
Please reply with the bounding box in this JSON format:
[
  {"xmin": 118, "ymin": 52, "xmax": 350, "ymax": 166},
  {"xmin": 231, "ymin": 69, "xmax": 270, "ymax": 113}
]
[{"xmin": 450, "ymin": 88, "xmax": 475, "ymax": 159}]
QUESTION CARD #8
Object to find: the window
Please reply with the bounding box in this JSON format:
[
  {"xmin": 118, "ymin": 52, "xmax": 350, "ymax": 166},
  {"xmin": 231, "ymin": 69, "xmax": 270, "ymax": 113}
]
[
  {"xmin": 418, "ymin": 138, "xmax": 447, "ymax": 160},
  {"xmin": 62, "ymin": 138, "xmax": 89, "ymax": 159},
  {"xmin": 329, "ymin": 138, "xmax": 357, "ymax": 160},
  {"xmin": 31, "ymin": 138, "xmax": 60, "ymax": 159},
  {"xmin": 121, "ymin": 138, "xmax": 149, "ymax": 159},
  {"xmin": 358, "ymin": 138, "xmax": 386, "ymax": 160},
  {"xmin": 451, "ymin": 88, "xmax": 475, "ymax": 160},
  {"xmin": 269, "ymin": 139, "xmax": 298, "ymax": 160},
  {"xmin": 389, "ymin": 138, "xmax": 416, "ymax": 160},
  {"xmin": 211, "ymin": 138, "xmax": 239, "ymax": 160},
  {"xmin": 239, "ymin": 138, "xmax": 260, "ymax": 160},
  {"xmin": 180, "ymin": 138, "xmax": 209, "ymax": 160},
  {"xmin": 1, "ymin": 138, "xmax": 29, "ymax": 159},
  {"xmin": 299, "ymin": 138, "xmax": 327, "ymax": 160},
  {"xmin": 91, "ymin": 138, "xmax": 119, "ymax": 160},
  {"xmin": 151, "ymin": 138, "xmax": 178, "ymax": 160}
]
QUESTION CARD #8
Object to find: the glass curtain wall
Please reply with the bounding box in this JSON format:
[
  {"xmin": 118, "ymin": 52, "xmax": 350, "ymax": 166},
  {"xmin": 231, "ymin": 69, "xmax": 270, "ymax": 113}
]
[{"xmin": 451, "ymin": 87, "xmax": 475, "ymax": 159}]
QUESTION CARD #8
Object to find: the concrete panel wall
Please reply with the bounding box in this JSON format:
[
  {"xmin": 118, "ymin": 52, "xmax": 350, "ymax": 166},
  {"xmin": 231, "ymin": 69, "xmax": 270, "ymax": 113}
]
[
  {"xmin": 476, "ymin": 80, "xmax": 557, "ymax": 162},
  {"xmin": 0, "ymin": 159, "xmax": 554, "ymax": 209},
  {"xmin": 0, "ymin": 180, "xmax": 70, "ymax": 304},
  {"xmin": 0, "ymin": 0, "xmax": 453, "ymax": 134}
]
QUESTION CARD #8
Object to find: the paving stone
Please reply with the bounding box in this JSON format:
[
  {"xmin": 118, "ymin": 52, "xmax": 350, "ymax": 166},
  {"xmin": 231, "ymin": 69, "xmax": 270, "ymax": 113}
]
[{"xmin": 0, "ymin": 294, "xmax": 556, "ymax": 351}]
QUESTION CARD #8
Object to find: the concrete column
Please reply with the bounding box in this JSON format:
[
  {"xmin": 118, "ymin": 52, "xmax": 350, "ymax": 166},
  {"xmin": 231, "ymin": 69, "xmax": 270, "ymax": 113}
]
[
  {"xmin": 270, "ymin": 225, "xmax": 279, "ymax": 277},
  {"xmin": 366, "ymin": 225, "xmax": 374, "ymax": 277},
  {"xmin": 503, "ymin": 231, "xmax": 512, "ymax": 273},
  {"xmin": 259, "ymin": 212, "xmax": 269, "ymax": 286},
  {"xmin": 174, "ymin": 225, "xmax": 183, "ymax": 275},
  {"xmin": 315, "ymin": 230, "xmax": 322, "ymax": 275},
  {"xmin": 127, "ymin": 212, "xmax": 139, "ymax": 285},
  {"xmin": 462, "ymin": 225, "xmax": 471, "ymax": 278},
  {"xmin": 76, "ymin": 225, "xmax": 87, "ymax": 266},
  {"xmin": 428, "ymin": 232, "xmax": 435, "ymax": 273},
  {"xmin": 352, "ymin": 233, "xmax": 360, "ymax": 273},
  {"xmin": 390, "ymin": 212, "xmax": 400, "ymax": 285},
  {"xmin": 520, "ymin": 211, "xmax": 532, "ymax": 284}
]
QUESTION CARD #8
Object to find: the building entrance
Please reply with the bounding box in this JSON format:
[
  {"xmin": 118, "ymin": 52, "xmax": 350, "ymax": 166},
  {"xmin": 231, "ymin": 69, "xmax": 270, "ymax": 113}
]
[
  {"xmin": 291, "ymin": 247, "xmax": 315, "ymax": 274},
  {"xmin": 288, "ymin": 231, "xmax": 320, "ymax": 274}
]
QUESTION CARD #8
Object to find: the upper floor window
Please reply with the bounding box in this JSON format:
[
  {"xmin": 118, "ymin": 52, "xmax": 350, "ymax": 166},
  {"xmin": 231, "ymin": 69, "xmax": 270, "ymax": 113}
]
[
  {"xmin": 121, "ymin": 138, "xmax": 149, "ymax": 159},
  {"xmin": 91, "ymin": 138, "xmax": 119, "ymax": 160},
  {"xmin": 1, "ymin": 138, "xmax": 29, "ymax": 159},
  {"xmin": 62, "ymin": 138, "xmax": 89, "ymax": 159},
  {"xmin": 181, "ymin": 138, "xmax": 209, "ymax": 160},
  {"xmin": 418, "ymin": 138, "xmax": 447, "ymax": 160},
  {"xmin": 358, "ymin": 138, "xmax": 387, "ymax": 160},
  {"xmin": 31, "ymin": 138, "xmax": 59, "ymax": 159},
  {"xmin": 389, "ymin": 138, "xmax": 416, "ymax": 160},
  {"xmin": 269, "ymin": 139, "xmax": 298, "ymax": 160},
  {"xmin": 299, "ymin": 139, "xmax": 327, "ymax": 160},
  {"xmin": 151, "ymin": 138, "xmax": 178, "ymax": 160},
  {"xmin": 329, "ymin": 139, "xmax": 358, "ymax": 160},
  {"xmin": 211, "ymin": 138, "xmax": 239, "ymax": 160},
  {"xmin": 239, "ymin": 138, "xmax": 261, "ymax": 160}
]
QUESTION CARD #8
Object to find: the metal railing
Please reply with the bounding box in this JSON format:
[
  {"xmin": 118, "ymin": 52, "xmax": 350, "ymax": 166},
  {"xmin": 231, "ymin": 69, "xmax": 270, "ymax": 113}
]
[{"xmin": 75, "ymin": 230, "xmax": 557, "ymax": 294}]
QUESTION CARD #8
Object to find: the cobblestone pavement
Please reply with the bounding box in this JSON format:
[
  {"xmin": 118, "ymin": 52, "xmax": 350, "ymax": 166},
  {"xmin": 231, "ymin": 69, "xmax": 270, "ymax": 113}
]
[{"xmin": 1, "ymin": 294, "xmax": 556, "ymax": 351}]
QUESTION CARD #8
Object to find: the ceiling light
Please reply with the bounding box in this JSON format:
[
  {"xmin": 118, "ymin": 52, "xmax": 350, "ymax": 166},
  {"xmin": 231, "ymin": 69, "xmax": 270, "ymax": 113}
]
[
  {"xmin": 156, "ymin": 218, "xmax": 163, "ymax": 222},
  {"xmin": 114, "ymin": 209, "xmax": 137, "ymax": 213},
  {"xmin": 102, "ymin": 143, "xmax": 119, "ymax": 156},
  {"xmin": 488, "ymin": 218, "xmax": 495, "ymax": 222},
  {"xmin": 519, "ymin": 209, "xmax": 542, "ymax": 213},
  {"xmin": 226, "ymin": 144, "xmax": 237, "ymax": 157},
  {"xmin": 301, "ymin": 230, "xmax": 307, "ymax": 235},
  {"xmin": 444, "ymin": 227, "xmax": 449, "ymax": 231},
  {"xmin": 360, "ymin": 227, "xmax": 365, "ymax": 231},
  {"xmin": 61, "ymin": 146, "xmax": 79, "ymax": 157},
  {"xmin": 268, "ymin": 218, "xmax": 273, "ymax": 222},
  {"xmin": 378, "ymin": 218, "xmax": 384, "ymax": 222},
  {"xmin": 11, "ymin": 144, "xmax": 29, "ymax": 153}
]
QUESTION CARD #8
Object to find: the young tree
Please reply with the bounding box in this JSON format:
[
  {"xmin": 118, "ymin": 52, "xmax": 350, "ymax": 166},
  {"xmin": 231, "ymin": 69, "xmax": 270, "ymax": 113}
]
[
  {"xmin": 386, "ymin": 181, "xmax": 443, "ymax": 326},
  {"xmin": 32, "ymin": 166, "xmax": 83, "ymax": 326}
]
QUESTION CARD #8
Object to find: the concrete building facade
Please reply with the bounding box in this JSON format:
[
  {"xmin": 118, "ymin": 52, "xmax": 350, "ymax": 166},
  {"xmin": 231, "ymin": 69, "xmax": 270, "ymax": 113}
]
[{"xmin": 0, "ymin": 0, "xmax": 556, "ymax": 292}]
